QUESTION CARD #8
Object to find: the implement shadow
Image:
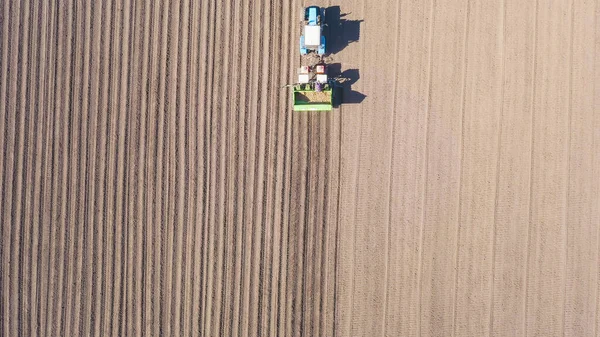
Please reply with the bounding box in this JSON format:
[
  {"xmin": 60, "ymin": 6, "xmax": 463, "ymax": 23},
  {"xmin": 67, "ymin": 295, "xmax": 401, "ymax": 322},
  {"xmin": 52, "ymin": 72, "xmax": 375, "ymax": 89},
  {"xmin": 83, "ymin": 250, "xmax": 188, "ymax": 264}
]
[{"xmin": 328, "ymin": 63, "xmax": 366, "ymax": 106}]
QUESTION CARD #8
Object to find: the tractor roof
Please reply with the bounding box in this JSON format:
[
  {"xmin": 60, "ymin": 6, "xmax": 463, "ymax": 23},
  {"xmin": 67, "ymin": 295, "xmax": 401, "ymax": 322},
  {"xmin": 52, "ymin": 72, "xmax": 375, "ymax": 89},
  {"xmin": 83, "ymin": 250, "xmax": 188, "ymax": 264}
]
[{"xmin": 304, "ymin": 25, "xmax": 321, "ymax": 47}]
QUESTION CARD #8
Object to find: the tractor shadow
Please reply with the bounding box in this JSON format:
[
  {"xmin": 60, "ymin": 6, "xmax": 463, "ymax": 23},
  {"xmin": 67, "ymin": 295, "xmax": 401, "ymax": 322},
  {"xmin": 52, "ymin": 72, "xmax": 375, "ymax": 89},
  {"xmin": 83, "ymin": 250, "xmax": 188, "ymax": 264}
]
[
  {"xmin": 328, "ymin": 63, "xmax": 366, "ymax": 106},
  {"xmin": 325, "ymin": 6, "xmax": 363, "ymax": 55}
]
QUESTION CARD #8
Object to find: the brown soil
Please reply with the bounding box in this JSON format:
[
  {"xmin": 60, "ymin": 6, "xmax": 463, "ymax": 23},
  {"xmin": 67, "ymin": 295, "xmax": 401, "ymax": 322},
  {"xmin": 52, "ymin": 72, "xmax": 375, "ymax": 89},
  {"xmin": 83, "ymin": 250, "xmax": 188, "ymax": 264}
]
[{"xmin": 0, "ymin": 0, "xmax": 598, "ymax": 336}]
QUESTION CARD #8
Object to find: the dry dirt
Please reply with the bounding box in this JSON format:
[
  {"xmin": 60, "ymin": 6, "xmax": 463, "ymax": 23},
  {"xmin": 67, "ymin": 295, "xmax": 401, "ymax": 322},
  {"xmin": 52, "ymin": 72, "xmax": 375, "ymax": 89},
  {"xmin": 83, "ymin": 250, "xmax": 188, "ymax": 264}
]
[{"xmin": 0, "ymin": 0, "xmax": 599, "ymax": 336}]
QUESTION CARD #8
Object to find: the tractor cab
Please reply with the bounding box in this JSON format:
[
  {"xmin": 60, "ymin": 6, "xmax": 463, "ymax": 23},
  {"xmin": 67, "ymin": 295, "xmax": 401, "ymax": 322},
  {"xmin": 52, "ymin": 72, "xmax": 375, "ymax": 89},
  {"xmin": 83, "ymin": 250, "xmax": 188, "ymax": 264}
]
[{"xmin": 300, "ymin": 6, "xmax": 326, "ymax": 55}]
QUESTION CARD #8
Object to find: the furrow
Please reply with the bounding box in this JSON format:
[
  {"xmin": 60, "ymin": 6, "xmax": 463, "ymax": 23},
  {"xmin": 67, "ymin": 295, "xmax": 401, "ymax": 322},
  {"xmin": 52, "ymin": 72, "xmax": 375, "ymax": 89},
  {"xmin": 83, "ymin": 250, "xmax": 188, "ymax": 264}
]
[
  {"xmin": 190, "ymin": 0, "xmax": 210, "ymax": 333},
  {"xmin": 151, "ymin": 0, "xmax": 169, "ymax": 334},
  {"xmin": 0, "ymin": 1, "xmax": 21, "ymax": 334},
  {"xmin": 197, "ymin": 0, "xmax": 215, "ymax": 333},
  {"xmin": 82, "ymin": 2, "xmax": 102, "ymax": 336},
  {"xmin": 52, "ymin": 2, "xmax": 75, "ymax": 335},
  {"xmin": 219, "ymin": 0, "xmax": 242, "ymax": 333},
  {"xmin": 27, "ymin": 1, "xmax": 50, "ymax": 335},
  {"xmin": 255, "ymin": 0, "xmax": 275, "ymax": 335},
  {"xmin": 229, "ymin": 0, "xmax": 253, "ymax": 334},
  {"xmin": 95, "ymin": 0, "xmax": 116, "ymax": 334},
  {"xmin": 204, "ymin": 0, "xmax": 225, "ymax": 334},
  {"xmin": 62, "ymin": 1, "xmax": 85, "ymax": 334},
  {"xmin": 236, "ymin": 0, "xmax": 260, "ymax": 334},
  {"xmin": 142, "ymin": 1, "xmax": 161, "ymax": 335},
  {"xmin": 173, "ymin": 0, "xmax": 191, "ymax": 335},
  {"xmin": 129, "ymin": 0, "xmax": 148, "ymax": 334},
  {"xmin": 38, "ymin": 1, "xmax": 59, "ymax": 334},
  {"xmin": 211, "ymin": 0, "xmax": 233, "ymax": 334},
  {"xmin": 162, "ymin": 0, "xmax": 181, "ymax": 334}
]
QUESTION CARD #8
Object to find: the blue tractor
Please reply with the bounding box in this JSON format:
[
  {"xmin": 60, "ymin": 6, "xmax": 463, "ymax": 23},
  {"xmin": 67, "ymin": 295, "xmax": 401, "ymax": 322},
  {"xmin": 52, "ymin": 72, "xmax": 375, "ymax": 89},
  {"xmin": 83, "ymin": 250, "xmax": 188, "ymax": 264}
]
[{"xmin": 300, "ymin": 6, "xmax": 326, "ymax": 55}]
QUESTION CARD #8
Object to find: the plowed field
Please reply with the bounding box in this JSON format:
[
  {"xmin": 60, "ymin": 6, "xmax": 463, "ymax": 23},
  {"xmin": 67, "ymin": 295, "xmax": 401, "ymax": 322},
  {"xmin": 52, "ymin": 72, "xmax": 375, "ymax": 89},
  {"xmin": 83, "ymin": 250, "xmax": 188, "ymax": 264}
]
[{"xmin": 1, "ymin": 0, "xmax": 598, "ymax": 336}]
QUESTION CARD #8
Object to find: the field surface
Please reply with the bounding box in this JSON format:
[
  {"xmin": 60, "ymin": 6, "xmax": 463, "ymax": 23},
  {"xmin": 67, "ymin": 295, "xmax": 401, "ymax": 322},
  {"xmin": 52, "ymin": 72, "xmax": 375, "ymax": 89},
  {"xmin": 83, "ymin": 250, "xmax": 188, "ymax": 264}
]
[{"xmin": 1, "ymin": 0, "xmax": 599, "ymax": 336}]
